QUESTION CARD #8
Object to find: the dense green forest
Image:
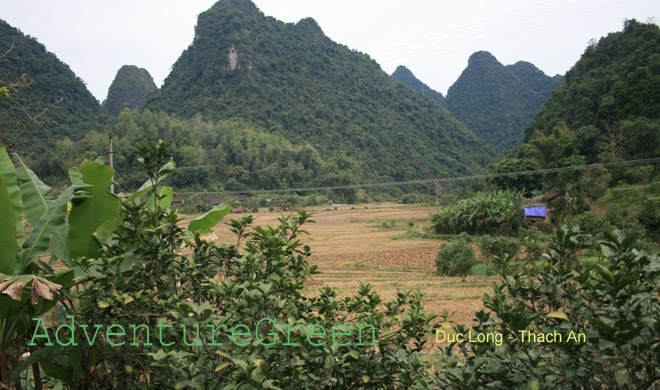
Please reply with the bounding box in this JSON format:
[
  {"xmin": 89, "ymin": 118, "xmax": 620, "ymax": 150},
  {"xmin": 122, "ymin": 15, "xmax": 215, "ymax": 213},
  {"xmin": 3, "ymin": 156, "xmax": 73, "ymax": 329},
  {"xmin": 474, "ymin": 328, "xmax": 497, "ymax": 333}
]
[
  {"xmin": 0, "ymin": 19, "xmax": 104, "ymax": 149},
  {"xmin": 390, "ymin": 65, "xmax": 447, "ymax": 107},
  {"xmin": 0, "ymin": 0, "xmax": 496, "ymax": 192},
  {"xmin": 103, "ymin": 65, "xmax": 158, "ymax": 115},
  {"xmin": 445, "ymin": 51, "xmax": 563, "ymax": 153},
  {"xmin": 145, "ymin": 0, "xmax": 494, "ymax": 183},
  {"xmin": 493, "ymin": 19, "xmax": 660, "ymax": 232},
  {"xmin": 60, "ymin": 109, "xmax": 362, "ymax": 196},
  {"xmin": 522, "ymin": 19, "xmax": 660, "ymax": 164},
  {"xmin": 391, "ymin": 58, "xmax": 562, "ymax": 153}
]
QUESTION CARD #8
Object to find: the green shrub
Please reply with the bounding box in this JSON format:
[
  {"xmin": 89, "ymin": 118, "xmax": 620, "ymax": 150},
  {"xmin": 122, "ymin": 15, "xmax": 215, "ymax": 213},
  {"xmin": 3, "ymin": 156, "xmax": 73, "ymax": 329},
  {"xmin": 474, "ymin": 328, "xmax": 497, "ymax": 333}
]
[
  {"xmin": 430, "ymin": 190, "xmax": 525, "ymax": 236},
  {"xmin": 436, "ymin": 227, "xmax": 660, "ymax": 389},
  {"xmin": 622, "ymin": 219, "xmax": 659, "ymax": 254},
  {"xmin": 639, "ymin": 198, "xmax": 660, "ymax": 232},
  {"xmin": 435, "ymin": 239, "xmax": 476, "ymax": 276},
  {"xmin": 565, "ymin": 211, "xmax": 613, "ymax": 237},
  {"xmin": 624, "ymin": 164, "xmax": 655, "ymax": 184},
  {"xmin": 400, "ymin": 193, "xmax": 419, "ymax": 204},
  {"xmin": 484, "ymin": 158, "xmax": 542, "ymax": 196},
  {"xmin": 517, "ymin": 226, "xmax": 549, "ymax": 264},
  {"xmin": 479, "ymin": 235, "xmax": 521, "ymax": 275},
  {"xmin": 580, "ymin": 165, "xmax": 611, "ymax": 199},
  {"xmin": 30, "ymin": 143, "xmax": 441, "ymax": 389}
]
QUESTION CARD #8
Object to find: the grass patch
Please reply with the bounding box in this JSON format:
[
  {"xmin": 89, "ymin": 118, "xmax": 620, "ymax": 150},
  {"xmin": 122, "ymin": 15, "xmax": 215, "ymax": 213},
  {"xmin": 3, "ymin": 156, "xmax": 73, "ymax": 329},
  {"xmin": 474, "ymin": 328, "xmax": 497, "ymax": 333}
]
[
  {"xmin": 470, "ymin": 263, "xmax": 496, "ymax": 276},
  {"xmin": 594, "ymin": 182, "xmax": 660, "ymax": 215},
  {"xmin": 390, "ymin": 222, "xmax": 450, "ymax": 241}
]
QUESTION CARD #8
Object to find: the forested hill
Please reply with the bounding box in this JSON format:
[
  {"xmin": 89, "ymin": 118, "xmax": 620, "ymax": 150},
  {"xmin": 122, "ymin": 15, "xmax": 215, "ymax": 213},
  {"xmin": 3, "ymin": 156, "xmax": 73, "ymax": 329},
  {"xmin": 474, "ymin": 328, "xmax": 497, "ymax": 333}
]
[
  {"xmin": 391, "ymin": 65, "xmax": 447, "ymax": 107},
  {"xmin": 103, "ymin": 65, "xmax": 158, "ymax": 115},
  {"xmin": 0, "ymin": 19, "xmax": 104, "ymax": 150},
  {"xmin": 445, "ymin": 51, "xmax": 562, "ymax": 153},
  {"xmin": 522, "ymin": 19, "xmax": 660, "ymax": 164},
  {"xmin": 146, "ymin": 0, "xmax": 494, "ymax": 182}
]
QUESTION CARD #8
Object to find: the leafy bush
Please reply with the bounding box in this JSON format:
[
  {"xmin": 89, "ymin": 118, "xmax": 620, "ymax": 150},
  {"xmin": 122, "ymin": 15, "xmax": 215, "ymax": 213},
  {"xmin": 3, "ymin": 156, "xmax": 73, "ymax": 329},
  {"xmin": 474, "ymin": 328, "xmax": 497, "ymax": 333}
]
[
  {"xmin": 435, "ymin": 226, "xmax": 660, "ymax": 389},
  {"xmin": 0, "ymin": 146, "xmax": 121, "ymax": 389},
  {"xmin": 400, "ymin": 193, "xmax": 419, "ymax": 204},
  {"xmin": 565, "ymin": 211, "xmax": 613, "ymax": 237},
  {"xmin": 624, "ymin": 164, "xmax": 655, "ymax": 184},
  {"xmin": 622, "ymin": 219, "xmax": 659, "ymax": 254},
  {"xmin": 639, "ymin": 198, "xmax": 660, "ymax": 232},
  {"xmin": 479, "ymin": 235, "xmax": 521, "ymax": 275},
  {"xmin": 435, "ymin": 239, "xmax": 476, "ymax": 276},
  {"xmin": 580, "ymin": 165, "xmax": 612, "ymax": 199},
  {"xmin": 25, "ymin": 143, "xmax": 441, "ymax": 389},
  {"xmin": 430, "ymin": 190, "xmax": 525, "ymax": 236},
  {"xmin": 517, "ymin": 226, "xmax": 550, "ymax": 265}
]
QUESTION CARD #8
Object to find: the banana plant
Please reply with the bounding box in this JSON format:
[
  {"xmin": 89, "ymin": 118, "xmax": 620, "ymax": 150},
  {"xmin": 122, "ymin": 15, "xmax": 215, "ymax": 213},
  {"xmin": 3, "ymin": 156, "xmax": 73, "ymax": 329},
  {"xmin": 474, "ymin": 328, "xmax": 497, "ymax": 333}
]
[
  {"xmin": 0, "ymin": 140, "xmax": 231, "ymax": 387},
  {"xmin": 0, "ymin": 146, "xmax": 122, "ymax": 388}
]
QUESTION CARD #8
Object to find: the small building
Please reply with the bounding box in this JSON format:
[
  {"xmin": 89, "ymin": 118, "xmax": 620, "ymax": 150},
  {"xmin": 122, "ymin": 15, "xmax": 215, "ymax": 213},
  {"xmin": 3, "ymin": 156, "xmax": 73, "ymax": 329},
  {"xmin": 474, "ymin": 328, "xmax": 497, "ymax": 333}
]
[
  {"xmin": 524, "ymin": 206, "xmax": 548, "ymax": 221},
  {"xmin": 172, "ymin": 197, "xmax": 185, "ymax": 204}
]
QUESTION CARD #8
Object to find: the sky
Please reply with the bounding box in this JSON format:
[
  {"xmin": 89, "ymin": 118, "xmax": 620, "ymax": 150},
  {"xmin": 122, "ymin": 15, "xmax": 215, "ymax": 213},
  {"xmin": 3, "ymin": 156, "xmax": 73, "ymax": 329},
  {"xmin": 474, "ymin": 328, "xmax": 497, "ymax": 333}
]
[{"xmin": 0, "ymin": 0, "xmax": 658, "ymax": 103}]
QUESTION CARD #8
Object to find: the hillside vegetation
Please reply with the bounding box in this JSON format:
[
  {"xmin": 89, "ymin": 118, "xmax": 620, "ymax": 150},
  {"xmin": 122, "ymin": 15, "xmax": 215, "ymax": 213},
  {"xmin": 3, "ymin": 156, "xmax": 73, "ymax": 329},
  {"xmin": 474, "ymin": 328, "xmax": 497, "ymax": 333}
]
[
  {"xmin": 146, "ymin": 0, "xmax": 494, "ymax": 183},
  {"xmin": 513, "ymin": 20, "xmax": 660, "ymax": 226},
  {"xmin": 0, "ymin": 19, "xmax": 104, "ymax": 156},
  {"xmin": 391, "ymin": 65, "xmax": 447, "ymax": 107},
  {"xmin": 446, "ymin": 51, "xmax": 562, "ymax": 153},
  {"xmin": 524, "ymin": 19, "xmax": 660, "ymax": 153},
  {"xmin": 103, "ymin": 65, "xmax": 158, "ymax": 115}
]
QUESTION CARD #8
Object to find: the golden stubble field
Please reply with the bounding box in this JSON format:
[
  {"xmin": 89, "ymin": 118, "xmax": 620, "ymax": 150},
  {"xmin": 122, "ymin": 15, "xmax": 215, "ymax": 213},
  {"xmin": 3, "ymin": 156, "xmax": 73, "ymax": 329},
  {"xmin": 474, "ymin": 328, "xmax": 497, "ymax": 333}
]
[{"xmin": 190, "ymin": 203, "xmax": 496, "ymax": 325}]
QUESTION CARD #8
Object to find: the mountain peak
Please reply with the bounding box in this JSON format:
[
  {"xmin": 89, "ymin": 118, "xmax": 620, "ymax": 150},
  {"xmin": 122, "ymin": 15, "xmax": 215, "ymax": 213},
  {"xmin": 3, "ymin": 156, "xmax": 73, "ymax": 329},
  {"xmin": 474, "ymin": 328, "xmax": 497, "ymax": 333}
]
[
  {"xmin": 467, "ymin": 51, "xmax": 499, "ymax": 67},
  {"xmin": 294, "ymin": 17, "xmax": 325, "ymax": 37},
  {"xmin": 391, "ymin": 65, "xmax": 446, "ymax": 107},
  {"xmin": 211, "ymin": 0, "xmax": 260, "ymax": 14},
  {"xmin": 392, "ymin": 65, "xmax": 414, "ymax": 77},
  {"xmin": 147, "ymin": 2, "xmax": 493, "ymax": 182},
  {"xmin": 446, "ymin": 51, "xmax": 562, "ymax": 152},
  {"xmin": 104, "ymin": 65, "xmax": 157, "ymax": 115}
]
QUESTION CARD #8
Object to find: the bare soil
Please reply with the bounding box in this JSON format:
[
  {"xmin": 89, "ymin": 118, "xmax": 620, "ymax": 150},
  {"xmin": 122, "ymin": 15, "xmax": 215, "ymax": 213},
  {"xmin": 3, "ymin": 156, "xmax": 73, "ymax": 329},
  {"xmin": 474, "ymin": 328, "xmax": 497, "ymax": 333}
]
[{"xmin": 189, "ymin": 203, "xmax": 494, "ymax": 325}]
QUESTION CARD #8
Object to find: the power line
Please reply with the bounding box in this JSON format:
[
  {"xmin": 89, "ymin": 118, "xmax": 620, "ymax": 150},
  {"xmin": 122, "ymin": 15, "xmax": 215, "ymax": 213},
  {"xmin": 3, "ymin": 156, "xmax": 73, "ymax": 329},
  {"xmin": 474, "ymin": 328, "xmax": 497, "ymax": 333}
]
[
  {"xmin": 386, "ymin": 0, "xmax": 631, "ymax": 66},
  {"xmin": 374, "ymin": 0, "xmax": 561, "ymax": 56},
  {"xmin": 173, "ymin": 156, "xmax": 660, "ymax": 196},
  {"xmin": 380, "ymin": 0, "xmax": 593, "ymax": 64}
]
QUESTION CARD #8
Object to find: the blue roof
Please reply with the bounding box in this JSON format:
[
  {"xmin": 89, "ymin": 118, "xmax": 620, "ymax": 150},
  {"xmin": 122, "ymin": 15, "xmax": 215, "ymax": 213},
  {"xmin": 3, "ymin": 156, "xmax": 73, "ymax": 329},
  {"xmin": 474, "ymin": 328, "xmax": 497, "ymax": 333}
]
[{"xmin": 524, "ymin": 207, "xmax": 547, "ymax": 217}]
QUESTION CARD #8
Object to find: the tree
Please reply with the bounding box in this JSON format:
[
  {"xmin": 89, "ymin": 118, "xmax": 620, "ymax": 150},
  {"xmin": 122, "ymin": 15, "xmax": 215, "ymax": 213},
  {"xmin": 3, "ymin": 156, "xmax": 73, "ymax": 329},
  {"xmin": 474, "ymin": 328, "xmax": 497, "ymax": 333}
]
[
  {"xmin": 484, "ymin": 158, "xmax": 542, "ymax": 196},
  {"xmin": 21, "ymin": 142, "xmax": 441, "ymax": 389}
]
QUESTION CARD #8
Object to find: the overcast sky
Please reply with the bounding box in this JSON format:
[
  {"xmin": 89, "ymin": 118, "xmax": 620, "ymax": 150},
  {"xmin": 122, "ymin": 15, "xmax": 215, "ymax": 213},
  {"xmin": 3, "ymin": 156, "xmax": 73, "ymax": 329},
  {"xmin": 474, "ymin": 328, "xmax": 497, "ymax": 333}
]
[{"xmin": 1, "ymin": 0, "xmax": 658, "ymax": 102}]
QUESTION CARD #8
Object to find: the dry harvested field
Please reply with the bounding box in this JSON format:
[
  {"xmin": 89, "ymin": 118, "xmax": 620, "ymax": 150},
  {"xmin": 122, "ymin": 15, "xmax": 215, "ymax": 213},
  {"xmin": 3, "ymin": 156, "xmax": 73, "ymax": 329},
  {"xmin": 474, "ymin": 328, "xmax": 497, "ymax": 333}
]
[{"xmin": 190, "ymin": 203, "xmax": 496, "ymax": 325}]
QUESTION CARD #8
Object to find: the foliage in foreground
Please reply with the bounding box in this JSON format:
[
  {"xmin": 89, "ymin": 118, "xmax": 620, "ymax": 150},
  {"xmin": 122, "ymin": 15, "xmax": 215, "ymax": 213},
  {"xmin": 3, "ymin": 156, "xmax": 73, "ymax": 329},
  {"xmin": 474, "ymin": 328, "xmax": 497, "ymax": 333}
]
[
  {"xmin": 16, "ymin": 143, "xmax": 439, "ymax": 390},
  {"xmin": 435, "ymin": 226, "xmax": 660, "ymax": 389},
  {"xmin": 3, "ymin": 141, "xmax": 660, "ymax": 389},
  {"xmin": 0, "ymin": 145, "xmax": 116, "ymax": 389}
]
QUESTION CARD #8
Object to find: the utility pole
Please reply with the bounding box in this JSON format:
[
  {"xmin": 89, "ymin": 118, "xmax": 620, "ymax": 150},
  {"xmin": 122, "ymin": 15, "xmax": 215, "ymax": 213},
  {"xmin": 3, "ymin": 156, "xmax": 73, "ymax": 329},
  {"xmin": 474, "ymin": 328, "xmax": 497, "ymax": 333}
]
[{"xmin": 109, "ymin": 133, "xmax": 114, "ymax": 194}]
